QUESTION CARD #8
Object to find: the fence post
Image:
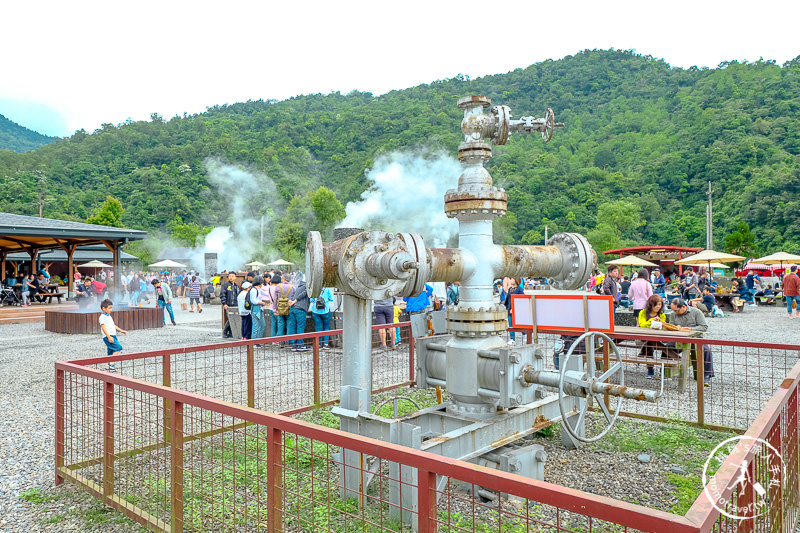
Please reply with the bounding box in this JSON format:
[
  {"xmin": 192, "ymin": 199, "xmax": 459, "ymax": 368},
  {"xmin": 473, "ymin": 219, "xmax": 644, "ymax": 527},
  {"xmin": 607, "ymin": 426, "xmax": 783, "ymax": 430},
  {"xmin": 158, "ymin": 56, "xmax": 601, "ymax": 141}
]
[
  {"xmin": 696, "ymin": 343, "xmax": 704, "ymax": 427},
  {"xmin": 55, "ymin": 368, "xmax": 65, "ymax": 486},
  {"xmin": 768, "ymin": 419, "xmax": 783, "ymax": 531},
  {"xmin": 408, "ymin": 325, "xmax": 415, "ymax": 383},
  {"xmin": 247, "ymin": 344, "xmax": 255, "ymax": 408},
  {"xmin": 170, "ymin": 401, "xmax": 184, "ymax": 533},
  {"xmin": 163, "ymin": 354, "xmax": 172, "ymax": 443},
  {"xmin": 417, "ymin": 469, "xmax": 437, "ymax": 533},
  {"xmin": 312, "ymin": 339, "xmax": 321, "ymax": 406},
  {"xmin": 267, "ymin": 427, "xmax": 283, "ymax": 533},
  {"xmin": 603, "ymin": 340, "xmax": 610, "ymax": 411},
  {"xmin": 103, "ymin": 381, "xmax": 115, "ymax": 498}
]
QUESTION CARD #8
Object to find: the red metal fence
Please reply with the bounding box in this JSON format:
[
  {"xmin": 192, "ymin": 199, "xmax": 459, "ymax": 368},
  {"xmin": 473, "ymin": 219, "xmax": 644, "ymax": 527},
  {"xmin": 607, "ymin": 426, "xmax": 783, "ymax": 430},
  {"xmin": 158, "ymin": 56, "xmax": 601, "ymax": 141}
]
[{"xmin": 56, "ymin": 323, "xmax": 800, "ymax": 532}]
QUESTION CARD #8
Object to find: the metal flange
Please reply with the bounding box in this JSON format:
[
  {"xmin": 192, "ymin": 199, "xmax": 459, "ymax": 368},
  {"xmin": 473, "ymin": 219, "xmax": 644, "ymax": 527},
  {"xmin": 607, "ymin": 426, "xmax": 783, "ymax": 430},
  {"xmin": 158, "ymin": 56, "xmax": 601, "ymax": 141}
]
[{"xmin": 546, "ymin": 233, "xmax": 596, "ymax": 290}]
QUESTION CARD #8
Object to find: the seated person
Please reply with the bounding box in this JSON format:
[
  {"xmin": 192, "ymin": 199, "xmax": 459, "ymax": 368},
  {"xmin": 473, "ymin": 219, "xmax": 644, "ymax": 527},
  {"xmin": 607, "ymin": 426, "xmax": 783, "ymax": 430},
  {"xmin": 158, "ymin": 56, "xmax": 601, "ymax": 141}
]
[
  {"xmin": 755, "ymin": 284, "xmax": 776, "ymax": 304},
  {"xmin": 28, "ymin": 273, "xmax": 44, "ymax": 303},
  {"xmin": 732, "ymin": 278, "xmax": 755, "ymax": 304},
  {"xmin": 669, "ymin": 298, "xmax": 714, "ymax": 386},
  {"xmin": 690, "ymin": 286, "xmax": 716, "ymax": 316},
  {"xmin": 637, "ymin": 294, "xmax": 670, "ymax": 378}
]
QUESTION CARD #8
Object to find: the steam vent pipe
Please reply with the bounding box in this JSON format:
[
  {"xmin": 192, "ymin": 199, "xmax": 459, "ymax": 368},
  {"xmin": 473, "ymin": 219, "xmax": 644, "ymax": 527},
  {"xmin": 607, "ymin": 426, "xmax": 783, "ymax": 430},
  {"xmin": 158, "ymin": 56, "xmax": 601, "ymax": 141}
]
[{"xmin": 305, "ymin": 95, "xmax": 595, "ymax": 416}]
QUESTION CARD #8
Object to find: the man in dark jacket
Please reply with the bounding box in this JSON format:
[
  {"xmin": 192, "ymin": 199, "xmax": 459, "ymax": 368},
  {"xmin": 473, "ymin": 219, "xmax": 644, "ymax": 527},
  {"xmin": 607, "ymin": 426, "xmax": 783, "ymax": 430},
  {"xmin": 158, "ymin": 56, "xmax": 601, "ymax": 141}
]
[
  {"xmin": 288, "ymin": 273, "xmax": 310, "ymax": 351},
  {"xmin": 601, "ymin": 265, "xmax": 620, "ymax": 309},
  {"xmin": 220, "ymin": 272, "xmax": 240, "ymax": 338}
]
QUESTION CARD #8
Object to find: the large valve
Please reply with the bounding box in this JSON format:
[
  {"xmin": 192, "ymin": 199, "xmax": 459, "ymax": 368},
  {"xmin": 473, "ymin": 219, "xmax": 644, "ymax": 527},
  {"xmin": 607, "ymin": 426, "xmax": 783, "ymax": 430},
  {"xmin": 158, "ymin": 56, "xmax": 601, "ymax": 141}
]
[{"xmin": 522, "ymin": 332, "xmax": 662, "ymax": 443}]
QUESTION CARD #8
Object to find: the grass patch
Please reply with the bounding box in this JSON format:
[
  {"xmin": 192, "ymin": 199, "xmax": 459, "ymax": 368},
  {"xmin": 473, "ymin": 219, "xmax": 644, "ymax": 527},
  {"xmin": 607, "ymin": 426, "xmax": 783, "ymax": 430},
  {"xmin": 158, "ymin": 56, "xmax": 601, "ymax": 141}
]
[
  {"xmin": 591, "ymin": 417, "xmax": 735, "ymax": 471},
  {"xmin": 666, "ymin": 472, "xmax": 704, "ymax": 515},
  {"xmin": 19, "ymin": 488, "xmax": 60, "ymax": 505}
]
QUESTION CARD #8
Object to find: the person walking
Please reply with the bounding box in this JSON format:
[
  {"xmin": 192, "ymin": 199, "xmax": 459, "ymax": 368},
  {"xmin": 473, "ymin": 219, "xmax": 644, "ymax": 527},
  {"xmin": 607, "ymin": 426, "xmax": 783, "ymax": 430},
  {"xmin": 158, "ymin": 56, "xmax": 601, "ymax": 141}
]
[
  {"xmin": 219, "ymin": 272, "xmax": 240, "ymax": 338},
  {"xmin": 99, "ymin": 298, "xmax": 128, "ymax": 372},
  {"xmin": 237, "ymin": 281, "xmax": 253, "ymax": 340},
  {"xmin": 651, "ymin": 267, "xmax": 666, "ymax": 296},
  {"xmin": 783, "ymin": 265, "xmax": 800, "ymax": 318},
  {"xmin": 288, "ymin": 273, "xmax": 310, "ymax": 351},
  {"xmin": 504, "ymin": 277, "xmax": 525, "ymax": 345},
  {"xmin": 188, "ymin": 275, "xmax": 202, "ymax": 313},
  {"xmin": 151, "ymin": 278, "xmax": 176, "ymax": 325},
  {"xmin": 600, "ymin": 265, "xmax": 620, "ymax": 310},
  {"xmin": 627, "ymin": 268, "xmax": 653, "ymax": 316},
  {"xmin": 373, "ymin": 295, "xmax": 395, "ymax": 350},
  {"xmin": 311, "ymin": 287, "xmax": 334, "ymax": 350}
]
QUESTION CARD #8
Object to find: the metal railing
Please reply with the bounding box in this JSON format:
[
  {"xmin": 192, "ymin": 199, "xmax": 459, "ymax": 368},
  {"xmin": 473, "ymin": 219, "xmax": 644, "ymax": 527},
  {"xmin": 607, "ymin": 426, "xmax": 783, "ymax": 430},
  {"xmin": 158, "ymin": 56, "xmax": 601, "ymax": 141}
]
[{"xmin": 55, "ymin": 324, "xmax": 800, "ymax": 532}]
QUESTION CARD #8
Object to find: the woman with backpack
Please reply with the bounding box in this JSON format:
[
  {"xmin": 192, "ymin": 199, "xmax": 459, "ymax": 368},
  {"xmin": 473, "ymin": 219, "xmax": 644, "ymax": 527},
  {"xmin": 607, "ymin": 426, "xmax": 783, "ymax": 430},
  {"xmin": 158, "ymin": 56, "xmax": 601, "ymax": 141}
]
[
  {"xmin": 288, "ymin": 273, "xmax": 310, "ymax": 351},
  {"xmin": 311, "ymin": 287, "xmax": 335, "ymax": 350}
]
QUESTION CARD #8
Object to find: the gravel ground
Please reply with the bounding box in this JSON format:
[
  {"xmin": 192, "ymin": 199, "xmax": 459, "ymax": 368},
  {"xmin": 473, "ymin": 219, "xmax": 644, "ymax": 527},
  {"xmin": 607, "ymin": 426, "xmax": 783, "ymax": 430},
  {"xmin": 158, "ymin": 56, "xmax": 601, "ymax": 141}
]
[{"xmin": 1, "ymin": 301, "xmax": 799, "ymax": 532}]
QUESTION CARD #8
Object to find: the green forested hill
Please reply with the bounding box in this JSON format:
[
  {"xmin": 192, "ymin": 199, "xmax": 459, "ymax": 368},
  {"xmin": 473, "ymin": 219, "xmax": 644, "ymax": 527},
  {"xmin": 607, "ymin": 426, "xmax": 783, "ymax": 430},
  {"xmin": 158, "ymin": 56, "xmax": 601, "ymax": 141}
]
[
  {"xmin": 0, "ymin": 114, "xmax": 56, "ymax": 152},
  {"xmin": 1, "ymin": 49, "xmax": 799, "ymax": 259}
]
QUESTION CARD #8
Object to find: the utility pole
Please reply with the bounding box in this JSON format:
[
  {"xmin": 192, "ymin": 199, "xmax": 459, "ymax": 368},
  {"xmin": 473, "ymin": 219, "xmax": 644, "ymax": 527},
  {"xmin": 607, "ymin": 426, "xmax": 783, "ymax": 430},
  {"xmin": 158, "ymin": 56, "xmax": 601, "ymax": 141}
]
[
  {"xmin": 706, "ymin": 181, "xmax": 713, "ymax": 250},
  {"xmin": 544, "ymin": 225, "xmax": 548, "ymax": 245}
]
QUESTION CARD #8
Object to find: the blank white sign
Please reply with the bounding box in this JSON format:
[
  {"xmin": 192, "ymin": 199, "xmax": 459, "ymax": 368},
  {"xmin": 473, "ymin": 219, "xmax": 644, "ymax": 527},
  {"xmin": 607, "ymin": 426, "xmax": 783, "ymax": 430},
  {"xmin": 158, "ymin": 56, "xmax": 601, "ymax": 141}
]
[{"xmin": 511, "ymin": 292, "xmax": 614, "ymax": 333}]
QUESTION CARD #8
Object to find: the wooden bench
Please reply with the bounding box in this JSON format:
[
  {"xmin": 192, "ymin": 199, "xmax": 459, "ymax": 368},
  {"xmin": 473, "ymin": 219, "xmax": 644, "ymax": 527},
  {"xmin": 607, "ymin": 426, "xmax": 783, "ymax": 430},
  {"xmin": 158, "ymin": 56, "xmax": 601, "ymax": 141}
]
[
  {"xmin": 37, "ymin": 291, "xmax": 64, "ymax": 304},
  {"xmin": 594, "ymin": 342, "xmax": 684, "ymax": 378}
]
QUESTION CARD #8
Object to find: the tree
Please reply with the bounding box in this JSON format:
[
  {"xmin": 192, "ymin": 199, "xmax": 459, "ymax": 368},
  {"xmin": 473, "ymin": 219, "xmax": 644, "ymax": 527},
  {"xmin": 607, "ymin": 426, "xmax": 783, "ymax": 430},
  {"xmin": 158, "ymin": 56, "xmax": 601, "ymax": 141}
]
[
  {"xmin": 596, "ymin": 200, "xmax": 645, "ymax": 240},
  {"xmin": 724, "ymin": 222, "xmax": 759, "ymax": 257},
  {"xmin": 309, "ymin": 186, "xmax": 346, "ymax": 238},
  {"xmin": 167, "ymin": 215, "xmax": 212, "ymax": 246},
  {"xmin": 87, "ymin": 196, "xmax": 125, "ymax": 227}
]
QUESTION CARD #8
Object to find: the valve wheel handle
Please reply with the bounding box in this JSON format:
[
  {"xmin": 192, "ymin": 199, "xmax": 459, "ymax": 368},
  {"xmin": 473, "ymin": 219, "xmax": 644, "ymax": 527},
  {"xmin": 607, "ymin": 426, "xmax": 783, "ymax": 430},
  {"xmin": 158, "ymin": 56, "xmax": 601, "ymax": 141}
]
[
  {"xmin": 542, "ymin": 108, "xmax": 555, "ymax": 142},
  {"xmin": 558, "ymin": 331, "xmax": 625, "ymax": 443}
]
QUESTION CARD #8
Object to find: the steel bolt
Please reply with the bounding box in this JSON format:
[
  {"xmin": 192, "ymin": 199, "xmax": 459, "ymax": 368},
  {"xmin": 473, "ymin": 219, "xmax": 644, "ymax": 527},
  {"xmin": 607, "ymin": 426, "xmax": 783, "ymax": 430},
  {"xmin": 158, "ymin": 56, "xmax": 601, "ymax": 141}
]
[{"xmin": 347, "ymin": 273, "xmax": 355, "ymax": 281}]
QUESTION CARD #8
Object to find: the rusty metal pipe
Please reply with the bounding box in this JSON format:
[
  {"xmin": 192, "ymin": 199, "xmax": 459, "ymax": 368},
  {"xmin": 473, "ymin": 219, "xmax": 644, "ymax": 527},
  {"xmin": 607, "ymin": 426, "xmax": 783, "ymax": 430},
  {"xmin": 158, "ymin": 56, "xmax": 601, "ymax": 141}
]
[
  {"xmin": 496, "ymin": 245, "xmax": 564, "ymax": 280},
  {"xmin": 428, "ymin": 248, "xmax": 469, "ymax": 283}
]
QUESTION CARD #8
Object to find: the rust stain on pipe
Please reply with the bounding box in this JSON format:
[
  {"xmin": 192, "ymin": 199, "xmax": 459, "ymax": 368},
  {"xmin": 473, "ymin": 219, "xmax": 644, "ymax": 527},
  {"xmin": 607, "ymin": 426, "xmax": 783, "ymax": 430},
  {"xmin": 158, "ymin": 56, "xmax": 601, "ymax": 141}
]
[
  {"xmin": 497, "ymin": 245, "xmax": 563, "ymax": 279},
  {"xmin": 428, "ymin": 248, "xmax": 466, "ymax": 282}
]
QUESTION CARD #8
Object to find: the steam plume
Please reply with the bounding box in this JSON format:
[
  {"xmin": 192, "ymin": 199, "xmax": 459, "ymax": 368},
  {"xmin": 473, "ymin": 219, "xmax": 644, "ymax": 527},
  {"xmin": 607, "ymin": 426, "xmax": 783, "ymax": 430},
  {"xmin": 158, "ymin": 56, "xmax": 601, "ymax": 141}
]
[{"xmin": 340, "ymin": 150, "xmax": 460, "ymax": 247}]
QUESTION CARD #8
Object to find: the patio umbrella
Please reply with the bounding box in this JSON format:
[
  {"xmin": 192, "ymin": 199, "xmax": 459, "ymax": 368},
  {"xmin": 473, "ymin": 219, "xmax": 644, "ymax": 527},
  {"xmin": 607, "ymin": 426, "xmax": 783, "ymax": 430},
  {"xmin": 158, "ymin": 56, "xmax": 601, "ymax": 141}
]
[
  {"xmin": 77, "ymin": 260, "xmax": 112, "ymax": 268},
  {"xmin": 267, "ymin": 259, "xmax": 294, "ymax": 267},
  {"xmin": 752, "ymin": 252, "xmax": 800, "ymax": 274},
  {"xmin": 149, "ymin": 259, "xmax": 187, "ymax": 269},
  {"xmin": 606, "ymin": 256, "xmax": 657, "ymax": 267},
  {"xmin": 245, "ymin": 261, "xmax": 268, "ymax": 268},
  {"xmin": 77, "ymin": 260, "xmax": 113, "ymax": 279},
  {"xmin": 606, "ymin": 255, "xmax": 658, "ymax": 277},
  {"xmin": 707, "ymin": 263, "xmax": 731, "ymax": 269},
  {"xmin": 675, "ymin": 250, "xmax": 745, "ymax": 271}
]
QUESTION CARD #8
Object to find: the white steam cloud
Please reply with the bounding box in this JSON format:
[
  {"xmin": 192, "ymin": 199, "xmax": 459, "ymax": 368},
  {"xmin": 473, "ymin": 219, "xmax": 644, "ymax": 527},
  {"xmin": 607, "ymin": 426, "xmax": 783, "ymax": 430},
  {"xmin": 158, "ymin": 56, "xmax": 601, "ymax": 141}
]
[
  {"xmin": 189, "ymin": 158, "xmax": 281, "ymax": 275},
  {"xmin": 340, "ymin": 151, "xmax": 461, "ymax": 247}
]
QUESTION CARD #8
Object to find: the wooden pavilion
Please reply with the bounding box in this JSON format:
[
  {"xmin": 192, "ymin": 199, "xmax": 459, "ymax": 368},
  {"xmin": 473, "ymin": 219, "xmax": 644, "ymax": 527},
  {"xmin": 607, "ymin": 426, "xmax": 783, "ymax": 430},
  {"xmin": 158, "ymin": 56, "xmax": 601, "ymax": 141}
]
[{"xmin": 0, "ymin": 212, "xmax": 147, "ymax": 296}]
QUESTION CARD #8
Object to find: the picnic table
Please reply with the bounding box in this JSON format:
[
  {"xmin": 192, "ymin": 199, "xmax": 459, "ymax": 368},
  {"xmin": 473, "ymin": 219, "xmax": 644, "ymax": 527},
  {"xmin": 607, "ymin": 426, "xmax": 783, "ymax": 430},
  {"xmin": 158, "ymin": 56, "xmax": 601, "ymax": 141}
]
[
  {"xmin": 612, "ymin": 325, "xmax": 704, "ymax": 393},
  {"xmin": 37, "ymin": 284, "xmax": 64, "ymax": 304}
]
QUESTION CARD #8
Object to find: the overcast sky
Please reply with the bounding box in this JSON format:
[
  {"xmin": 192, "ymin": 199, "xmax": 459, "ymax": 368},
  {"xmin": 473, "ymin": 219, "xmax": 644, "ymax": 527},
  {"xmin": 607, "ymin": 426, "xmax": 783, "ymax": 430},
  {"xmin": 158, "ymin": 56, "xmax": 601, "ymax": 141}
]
[{"xmin": 3, "ymin": 0, "xmax": 798, "ymax": 137}]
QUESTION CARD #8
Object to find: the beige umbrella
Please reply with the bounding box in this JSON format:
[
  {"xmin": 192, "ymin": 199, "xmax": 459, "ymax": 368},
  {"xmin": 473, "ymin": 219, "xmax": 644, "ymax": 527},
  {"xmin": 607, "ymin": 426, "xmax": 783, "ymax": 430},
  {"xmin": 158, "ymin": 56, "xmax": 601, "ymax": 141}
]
[
  {"xmin": 752, "ymin": 252, "xmax": 800, "ymax": 273},
  {"xmin": 606, "ymin": 255, "xmax": 657, "ymax": 277},
  {"xmin": 77, "ymin": 260, "xmax": 113, "ymax": 279},
  {"xmin": 675, "ymin": 250, "xmax": 745, "ymax": 272},
  {"xmin": 77, "ymin": 260, "xmax": 113, "ymax": 268},
  {"xmin": 707, "ymin": 262, "xmax": 731, "ymax": 269},
  {"xmin": 149, "ymin": 259, "xmax": 187, "ymax": 269},
  {"xmin": 245, "ymin": 261, "xmax": 268, "ymax": 268},
  {"xmin": 267, "ymin": 259, "xmax": 294, "ymax": 267},
  {"xmin": 606, "ymin": 256, "xmax": 657, "ymax": 267}
]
